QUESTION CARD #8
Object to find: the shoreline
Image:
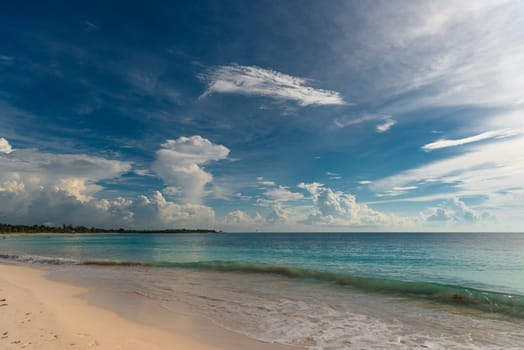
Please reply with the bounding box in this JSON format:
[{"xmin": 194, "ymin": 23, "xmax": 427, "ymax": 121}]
[{"xmin": 0, "ymin": 263, "xmax": 292, "ymax": 350}]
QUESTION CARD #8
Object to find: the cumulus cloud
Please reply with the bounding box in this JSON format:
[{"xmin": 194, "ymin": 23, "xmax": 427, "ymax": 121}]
[
  {"xmin": 0, "ymin": 137, "xmax": 12, "ymax": 154},
  {"xmin": 129, "ymin": 191, "xmax": 216, "ymax": 229},
  {"xmin": 0, "ymin": 141, "xmax": 130, "ymax": 226},
  {"xmin": 0, "ymin": 187, "xmax": 216, "ymax": 229},
  {"xmin": 265, "ymin": 204, "xmax": 290, "ymax": 224},
  {"xmin": 201, "ymin": 65, "xmax": 345, "ymax": 106},
  {"xmin": 225, "ymin": 209, "xmax": 263, "ymax": 226},
  {"xmin": 422, "ymin": 128, "xmax": 522, "ymax": 151},
  {"xmin": 263, "ymin": 186, "xmax": 304, "ymax": 202},
  {"xmin": 0, "ymin": 139, "xmax": 217, "ymax": 229},
  {"xmin": 297, "ymin": 182, "xmax": 398, "ymax": 226},
  {"xmin": 153, "ymin": 136, "xmax": 230, "ymax": 203},
  {"xmin": 423, "ymin": 198, "xmax": 493, "ymax": 224},
  {"xmin": 0, "ymin": 146, "xmax": 131, "ymax": 201}
]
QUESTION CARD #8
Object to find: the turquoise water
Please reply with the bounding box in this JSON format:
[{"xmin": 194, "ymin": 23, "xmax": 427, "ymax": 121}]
[
  {"xmin": 2, "ymin": 232, "xmax": 524, "ymax": 294},
  {"xmin": 2, "ymin": 232, "xmax": 524, "ymax": 349}
]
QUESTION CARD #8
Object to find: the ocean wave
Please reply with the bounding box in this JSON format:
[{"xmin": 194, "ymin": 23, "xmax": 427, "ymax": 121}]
[
  {"xmin": 165, "ymin": 260, "xmax": 524, "ymax": 319},
  {"xmin": 0, "ymin": 253, "xmax": 81, "ymax": 265},
  {"xmin": 2, "ymin": 254, "xmax": 523, "ymax": 318}
]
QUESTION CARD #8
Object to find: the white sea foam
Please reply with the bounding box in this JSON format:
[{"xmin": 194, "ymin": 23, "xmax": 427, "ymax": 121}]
[
  {"xmin": 146, "ymin": 269, "xmax": 524, "ymax": 349},
  {"xmin": 6, "ymin": 253, "xmax": 524, "ymax": 349},
  {"xmin": 0, "ymin": 253, "xmax": 81, "ymax": 265}
]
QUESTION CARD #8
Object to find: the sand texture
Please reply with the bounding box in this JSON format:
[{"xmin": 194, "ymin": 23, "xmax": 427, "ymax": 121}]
[{"xmin": 0, "ymin": 264, "xmax": 222, "ymax": 349}]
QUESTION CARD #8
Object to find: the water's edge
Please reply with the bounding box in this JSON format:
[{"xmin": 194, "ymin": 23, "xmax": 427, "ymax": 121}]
[{"xmin": 2, "ymin": 253, "xmax": 523, "ymax": 320}]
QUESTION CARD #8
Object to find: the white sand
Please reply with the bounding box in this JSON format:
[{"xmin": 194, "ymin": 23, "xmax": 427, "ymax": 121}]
[{"xmin": 0, "ymin": 263, "xmax": 224, "ymax": 349}]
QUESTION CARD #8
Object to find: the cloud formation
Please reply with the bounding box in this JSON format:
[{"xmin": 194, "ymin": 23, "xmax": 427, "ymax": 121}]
[
  {"xmin": 423, "ymin": 198, "xmax": 493, "ymax": 224},
  {"xmin": 0, "ymin": 146, "xmax": 131, "ymax": 201},
  {"xmin": 335, "ymin": 1, "xmax": 524, "ymax": 111},
  {"xmin": 263, "ymin": 186, "xmax": 304, "ymax": 203},
  {"xmin": 202, "ymin": 65, "xmax": 345, "ymax": 106},
  {"xmin": 422, "ymin": 128, "xmax": 522, "ymax": 151},
  {"xmin": 373, "ymin": 135, "xmax": 524, "ymax": 211},
  {"xmin": 0, "ymin": 138, "xmax": 217, "ymax": 228},
  {"xmin": 298, "ymin": 182, "xmax": 398, "ymax": 226},
  {"xmin": 0, "ymin": 137, "xmax": 12, "ymax": 154},
  {"xmin": 153, "ymin": 136, "xmax": 230, "ymax": 203},
  {"xmin": 333, "ymin": 114, "xmax": 391, "ymax": 129},
  {"xmin": 376, "ymin": 119, "xmax": 396, "ymax": 133}
]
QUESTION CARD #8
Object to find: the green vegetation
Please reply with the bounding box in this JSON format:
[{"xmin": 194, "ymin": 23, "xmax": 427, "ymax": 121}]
[{"xmin": 0, "ymin": 223, "xmax": 219, "ymax": 234}]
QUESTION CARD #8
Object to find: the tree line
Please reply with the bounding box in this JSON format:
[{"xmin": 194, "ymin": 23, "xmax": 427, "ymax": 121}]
[{"xmin": 0, "ymin": 223, "xmax": 219, "ymax": 234}]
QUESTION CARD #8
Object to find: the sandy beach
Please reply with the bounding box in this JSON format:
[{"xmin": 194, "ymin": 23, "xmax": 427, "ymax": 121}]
[{"xmin": 0, "ymin": 263, "xmax": 291, "ymax": 350}]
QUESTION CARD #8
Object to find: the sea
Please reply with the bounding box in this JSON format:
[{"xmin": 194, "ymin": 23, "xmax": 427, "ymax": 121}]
[{"xmin": 1, "ymin": 232, "xmax": 524, "ymax": 349}]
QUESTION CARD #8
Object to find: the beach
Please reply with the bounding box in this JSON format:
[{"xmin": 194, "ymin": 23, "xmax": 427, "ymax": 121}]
[
  {"xmin": 2, "ymin": 232, "xmax": 524, "ymax": 349},
  {"xmin": 0, "ymin": 263, "xmax": 290, "ymax": 350}
]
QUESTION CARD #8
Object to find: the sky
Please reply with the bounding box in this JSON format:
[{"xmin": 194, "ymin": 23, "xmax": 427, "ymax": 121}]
[{"xmin": 0, "ymin": 0, "xmax": 523, "ymax": 231}]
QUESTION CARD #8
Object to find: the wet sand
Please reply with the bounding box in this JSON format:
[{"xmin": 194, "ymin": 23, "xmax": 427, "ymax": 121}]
[{"xmin": 0, "ymin": 263, "xmax": 292, "ymax": 350}]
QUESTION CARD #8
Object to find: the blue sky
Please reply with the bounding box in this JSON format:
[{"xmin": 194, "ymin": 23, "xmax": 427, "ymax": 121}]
[{"xmin": 1, "ymin": 0, "xmax": 523, "ymax": 231}]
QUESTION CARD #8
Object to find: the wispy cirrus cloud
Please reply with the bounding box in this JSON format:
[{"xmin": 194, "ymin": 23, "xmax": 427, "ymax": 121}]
[
  {"xmin": 333, "ymin": 114, "xmax": 383, "ymax": 128},
  {"xmin": 373, "ymin": 136, "xmax": 524, "ymax": 208},
  {"xmin": 422, "ymin": 128, "xmax": 522, "ymax": 151},
  {"xmin": 331, "ymin": 1, "xmax": 524, "ymax": 113},
  {"xmin": 201, "ymin": 65, "xmax": 346, "ymax": 106},
  {"xmin": 333, "ymin": 114, "xmax": 396, "ymax": 133},
  {"xmin": 376, "ymin": 119, "xmax": 396, "ymax": 133},
  {"xmin": 378, "ymin": 186, "xmax": 418, "ymax": 197}
]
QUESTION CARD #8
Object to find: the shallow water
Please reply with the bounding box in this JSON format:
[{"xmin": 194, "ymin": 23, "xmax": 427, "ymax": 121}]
[
  {"xmin": 2, "ymin": 232, "xmax": 524, "ymax": 349},
  {"xmin": 46, "ymin": 265, "xmax": 524, "ymax": 349}
]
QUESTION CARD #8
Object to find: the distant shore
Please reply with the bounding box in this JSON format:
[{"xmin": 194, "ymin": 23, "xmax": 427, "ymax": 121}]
[{"xmin": 0, "ymin": 223, "xmax": 220, "ymax": 234}]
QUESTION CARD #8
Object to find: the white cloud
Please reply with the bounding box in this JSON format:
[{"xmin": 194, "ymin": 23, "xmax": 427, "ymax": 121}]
[
  {"xmin": 326, "ymin": 172, "xmax": 342, "ymax": 179},
  {"xmin": 0, "ymin": 137, "xmax": 12, "ymax": 154},
  {"xmin": 130, "ymin": 191, "xmax": 216, "ymax": 229},
  {"xmin": 422, "ymin": 128, "xmax": 522, "ymax": 151},
  {"xmin": 373, "ymin": 135, "xmax": 524, "ymax": 214},
  {"xmin": 153, "ymin": 136, "xmax": 229, "ymax": 203},
  {"xmin": 378, "ymin": 186, "xmax": 418, "ymax": 197},
  {"xmin": 0, "ymin": 147, "xmax": 131, "ymax": 201},
  {"xmin": 0, "ymin": 187, "xmax": 216, "ymax": 229},
  {"xmin": 422, "ymin": 198, "xmax": 493, "ymax": 224},
  {"xmin": 201, "ymin": 65, "xmax": 345, "ymax": 106},
  {"xmin": 0, "ymin": 141, "xmax": 218, "ymax": 229},
  {"xmin": 256, "ymin": 178, "xmax": 276, "ymax": 186},
  {"xmin": 393, "ymin": 186, "xmax": 417, "ymax": 191},
  {"xmin": 265, "ymin": 204, "xmax": 290, "ymax": 224},
  {"xmin": 0, "ymin": 145, "xmax": 132, "ymax": 226},
  {"xmin": 333, "ymin": 114, "xmax": 390, "ymax": 129},
  {"xmin": 376, "ymin": 119, "xmax": 396, "ymax": 133},
  {"xmin": 297, "ymin": 182, "xmax": 399, "ymax": 226},
  {"xmin": 225, "ymin": 209, "xmax": 263, "ymax": 226},
  {"xmin": 358, "ymin": 180, "xmax": 372, "ymax": 185},
  {"xmin": 332, "ymin": 1, "xmax": 524, "ymax": 112},
  {"xmin": 264, "ymin": 186, "xmax": 304, "ymax": 202}
]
